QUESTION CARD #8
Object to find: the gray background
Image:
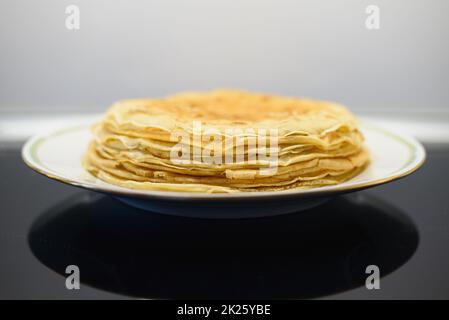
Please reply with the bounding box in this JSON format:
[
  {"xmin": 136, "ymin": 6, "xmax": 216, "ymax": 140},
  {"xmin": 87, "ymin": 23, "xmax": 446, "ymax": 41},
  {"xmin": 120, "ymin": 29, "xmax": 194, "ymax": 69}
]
[{"xmin": 1, "ymin": 0, "xmax": 448, "ymax": 112}]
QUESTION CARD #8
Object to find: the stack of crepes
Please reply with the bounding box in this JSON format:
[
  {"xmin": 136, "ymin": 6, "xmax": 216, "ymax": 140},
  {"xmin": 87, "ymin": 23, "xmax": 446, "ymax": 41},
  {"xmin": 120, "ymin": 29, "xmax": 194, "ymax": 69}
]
[{"xmin": 83, "ymin": 90, "xmax": 369, "ymax": 193}]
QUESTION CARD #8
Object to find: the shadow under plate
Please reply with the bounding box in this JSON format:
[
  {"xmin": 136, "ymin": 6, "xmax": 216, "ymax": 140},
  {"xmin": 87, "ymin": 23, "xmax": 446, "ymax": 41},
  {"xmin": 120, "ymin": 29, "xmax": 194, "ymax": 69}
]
[{"xmin": 28, "ymin": 192, "xmax": 418, "ymax": 299}]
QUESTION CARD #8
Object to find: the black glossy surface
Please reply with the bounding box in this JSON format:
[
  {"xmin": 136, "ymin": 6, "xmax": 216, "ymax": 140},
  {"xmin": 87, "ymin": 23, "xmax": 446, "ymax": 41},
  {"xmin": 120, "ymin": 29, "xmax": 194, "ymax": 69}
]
[{"xmin": 1, "ymin": 147, "xmax": 449, "ymax": 299}]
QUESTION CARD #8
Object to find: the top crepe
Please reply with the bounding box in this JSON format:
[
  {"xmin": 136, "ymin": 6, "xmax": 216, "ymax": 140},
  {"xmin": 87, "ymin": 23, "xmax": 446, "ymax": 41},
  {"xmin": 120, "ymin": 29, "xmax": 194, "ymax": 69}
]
[{"xmin": 83, "ymin": 90, "xmax": 369, "ymax": 193}]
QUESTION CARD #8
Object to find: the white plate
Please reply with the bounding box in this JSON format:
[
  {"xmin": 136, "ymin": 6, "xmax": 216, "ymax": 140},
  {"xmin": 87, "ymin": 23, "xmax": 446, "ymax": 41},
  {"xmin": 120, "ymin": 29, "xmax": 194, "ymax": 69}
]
[{"xmin": 22, "ymin": 122, "xmax": 426, "ymax": 218}]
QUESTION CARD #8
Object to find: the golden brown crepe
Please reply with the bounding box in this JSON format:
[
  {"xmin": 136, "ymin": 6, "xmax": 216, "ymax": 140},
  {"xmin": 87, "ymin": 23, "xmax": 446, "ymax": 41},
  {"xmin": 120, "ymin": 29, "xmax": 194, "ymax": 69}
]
[{"xmin": 83, "ymin": 90, "xmax": 369, "ymax": 193}]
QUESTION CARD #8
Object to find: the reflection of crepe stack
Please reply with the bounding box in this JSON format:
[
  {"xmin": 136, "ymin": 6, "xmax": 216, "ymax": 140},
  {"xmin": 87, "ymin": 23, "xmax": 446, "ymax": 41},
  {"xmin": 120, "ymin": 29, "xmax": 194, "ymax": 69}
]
[{"xmin": 83, "ymin": 90, "xmax": 369, "ymax": 193}]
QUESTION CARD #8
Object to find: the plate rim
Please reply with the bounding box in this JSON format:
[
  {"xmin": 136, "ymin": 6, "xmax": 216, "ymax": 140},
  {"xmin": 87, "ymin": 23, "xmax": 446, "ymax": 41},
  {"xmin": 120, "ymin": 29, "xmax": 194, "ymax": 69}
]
[{"xmin": 21, "ymin": 122, "xmax": 426, "ymax": 201}]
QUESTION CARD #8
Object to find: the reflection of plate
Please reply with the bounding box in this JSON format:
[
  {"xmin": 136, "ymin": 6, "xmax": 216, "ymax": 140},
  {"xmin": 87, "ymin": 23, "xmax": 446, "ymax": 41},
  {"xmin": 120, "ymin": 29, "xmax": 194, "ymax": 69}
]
[
  {"xmin": 28, "ymin": 193, "xmax": 419, "ymax": 299},
  {"xmin": 22, "ymin": 122, "xmax": 426, "ymax": 218}
]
